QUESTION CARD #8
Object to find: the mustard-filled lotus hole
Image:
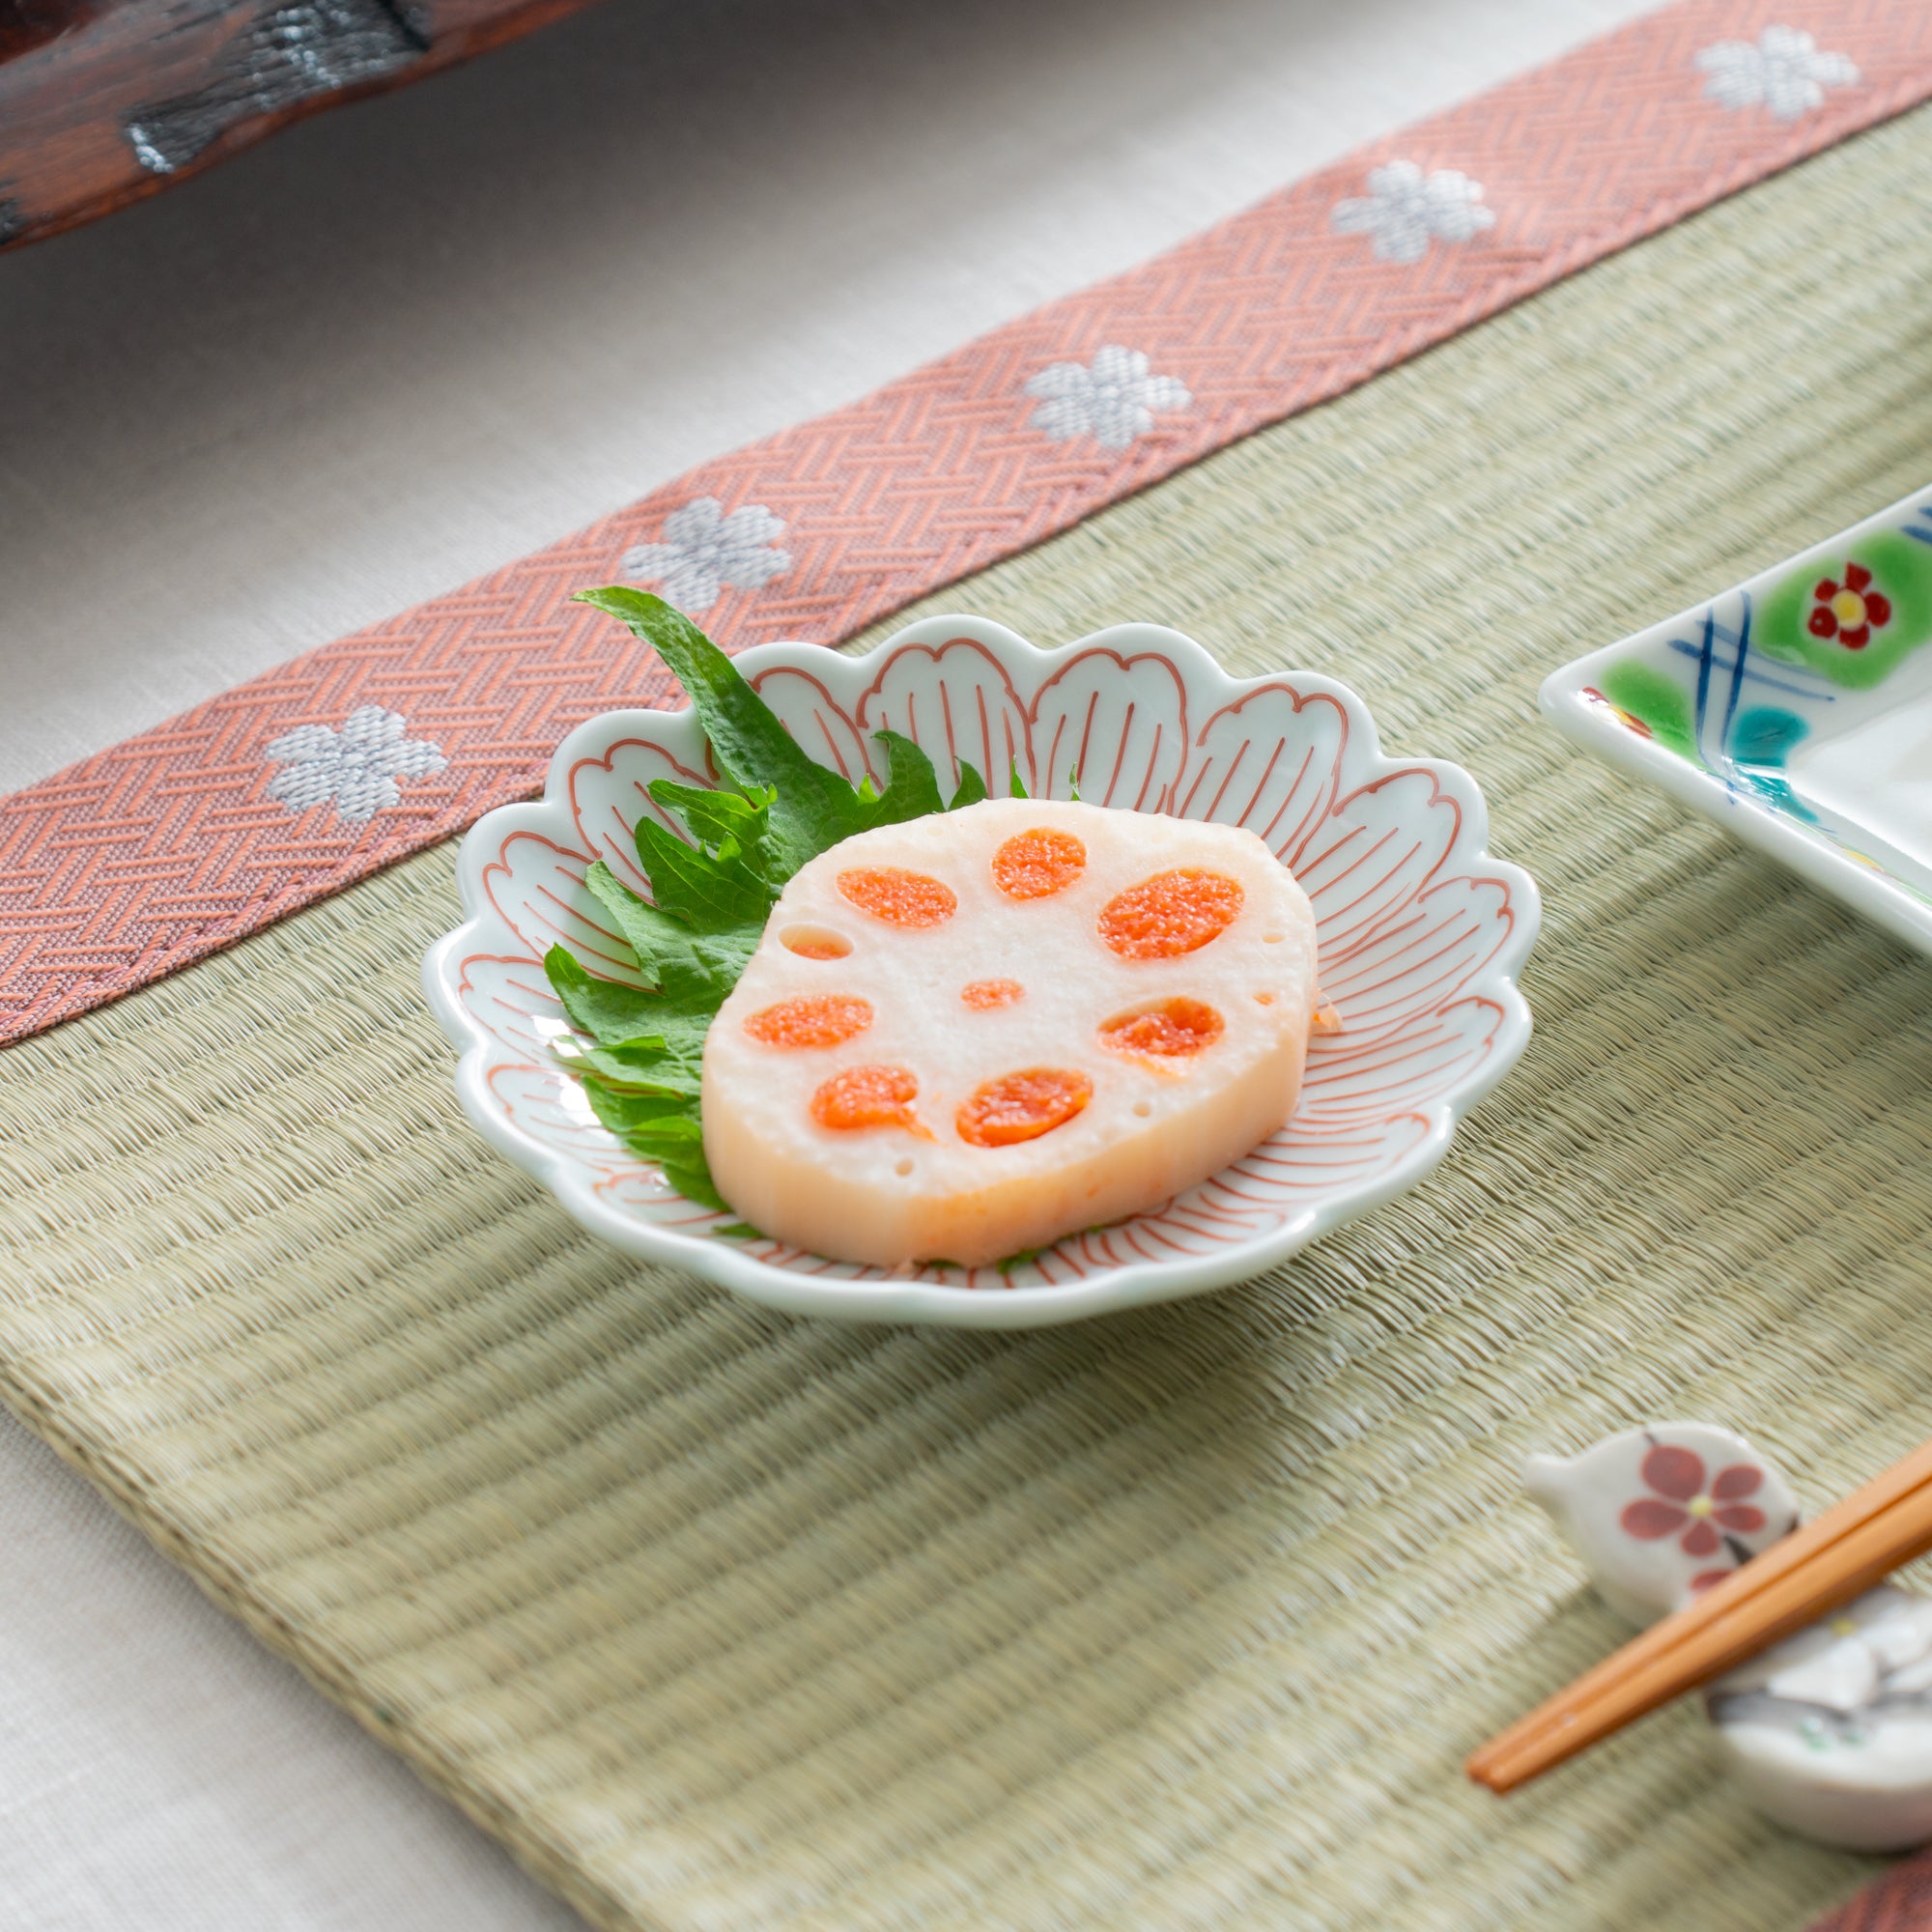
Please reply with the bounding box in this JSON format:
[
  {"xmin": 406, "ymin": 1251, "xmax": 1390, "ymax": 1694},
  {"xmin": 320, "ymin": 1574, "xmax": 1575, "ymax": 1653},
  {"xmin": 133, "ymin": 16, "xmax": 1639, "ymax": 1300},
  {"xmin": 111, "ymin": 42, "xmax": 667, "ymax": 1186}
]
[{"xmin": 703, "ymin": 798, "xmax": 1318, "ymax": 1268}]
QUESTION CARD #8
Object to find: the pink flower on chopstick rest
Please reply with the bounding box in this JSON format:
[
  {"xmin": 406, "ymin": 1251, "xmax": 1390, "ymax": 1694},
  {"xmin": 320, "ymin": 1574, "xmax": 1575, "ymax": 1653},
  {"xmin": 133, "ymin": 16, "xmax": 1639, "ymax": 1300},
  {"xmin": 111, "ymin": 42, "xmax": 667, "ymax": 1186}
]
[
  {"xmin": 1621, "ymin": 1442, "xmax": 1768, "ymax": 1562},
  {"xmin": 1527, "ymin": 1423, "xmax": 1800, "ymax": 1626}
]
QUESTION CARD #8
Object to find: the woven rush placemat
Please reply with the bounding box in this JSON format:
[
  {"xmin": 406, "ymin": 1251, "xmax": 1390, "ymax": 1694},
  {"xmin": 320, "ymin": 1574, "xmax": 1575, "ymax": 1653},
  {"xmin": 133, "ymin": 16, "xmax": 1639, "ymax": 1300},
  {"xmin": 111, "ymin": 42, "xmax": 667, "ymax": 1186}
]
[{"xmin": 9, "ymin": 105, "xmax": 1932, "ymax": 1932}]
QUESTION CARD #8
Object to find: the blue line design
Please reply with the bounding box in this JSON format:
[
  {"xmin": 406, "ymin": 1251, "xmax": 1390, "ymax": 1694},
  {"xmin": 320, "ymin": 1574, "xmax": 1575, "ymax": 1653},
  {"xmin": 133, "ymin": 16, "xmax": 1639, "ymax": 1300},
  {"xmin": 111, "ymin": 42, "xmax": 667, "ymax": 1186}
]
[
  {"xmin": 1614, "ymin": 526, "xmax": 1932, "ymax": 905},
  {"xmin": 1719, "ymin": 590, "xmax": 1751, "ymax": 755},
  {"xmin": 1900, "ymin": 499, "xmax": 1932, "ymax": 548},
  {"xmin": 1664, "ymin": 636, "xmax": 1832, "ymax": 705},
  {"xmin": 1666, "ymin": 595, "xmax": 1841, "ymax": 796},
  {"xmin": 1692, "ymin": 611, "xmax": 1716, "ymax": 761}
]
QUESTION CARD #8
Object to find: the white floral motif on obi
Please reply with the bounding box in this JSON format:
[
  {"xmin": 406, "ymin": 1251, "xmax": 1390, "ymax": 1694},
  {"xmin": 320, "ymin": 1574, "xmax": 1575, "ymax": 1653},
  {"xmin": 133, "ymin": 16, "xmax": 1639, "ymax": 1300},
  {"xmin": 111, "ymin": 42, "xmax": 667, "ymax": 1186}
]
[
  {"xmin": 1330, "ymin": 160, "xmax": 1495, "ymax": 265},
  {"xmin": 1023, "ymin": 346, "xmax": 1192, "ymax": 450},
  {"xmin": 1695, "ymin": 26, "xmax": 1859, "ymax": 122},
  {"xmin": 621, "ymin": 497, "xmax": 792, "ymax": 613},
  {"xmin": 265, "ymin": 707, "xmax": 448, "ymax": 824}
]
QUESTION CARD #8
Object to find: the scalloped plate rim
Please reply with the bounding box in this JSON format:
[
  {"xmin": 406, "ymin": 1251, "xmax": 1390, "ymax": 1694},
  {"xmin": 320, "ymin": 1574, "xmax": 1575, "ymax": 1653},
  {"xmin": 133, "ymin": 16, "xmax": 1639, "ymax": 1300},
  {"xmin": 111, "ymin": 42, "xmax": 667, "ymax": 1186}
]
[{"xmin": 423, "ymin": 615, "xmax": 1540, "ymax": 1328}]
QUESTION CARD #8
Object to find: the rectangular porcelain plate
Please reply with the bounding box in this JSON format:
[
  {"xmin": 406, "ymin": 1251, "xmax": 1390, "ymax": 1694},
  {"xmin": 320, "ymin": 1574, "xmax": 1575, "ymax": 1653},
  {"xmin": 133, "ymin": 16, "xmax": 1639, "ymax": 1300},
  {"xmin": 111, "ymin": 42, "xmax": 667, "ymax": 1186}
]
[{"xmin": 1541, "ymin": 485, "xmax": 1932, "ymax": 955}]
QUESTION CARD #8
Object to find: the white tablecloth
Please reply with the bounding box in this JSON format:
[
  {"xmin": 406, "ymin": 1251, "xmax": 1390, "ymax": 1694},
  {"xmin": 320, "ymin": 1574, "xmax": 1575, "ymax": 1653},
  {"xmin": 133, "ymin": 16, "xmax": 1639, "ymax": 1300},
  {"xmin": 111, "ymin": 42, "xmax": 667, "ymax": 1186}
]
[{"xmin": 1, "ymin": 0, "xmax": 1650, "ymax": 1922}]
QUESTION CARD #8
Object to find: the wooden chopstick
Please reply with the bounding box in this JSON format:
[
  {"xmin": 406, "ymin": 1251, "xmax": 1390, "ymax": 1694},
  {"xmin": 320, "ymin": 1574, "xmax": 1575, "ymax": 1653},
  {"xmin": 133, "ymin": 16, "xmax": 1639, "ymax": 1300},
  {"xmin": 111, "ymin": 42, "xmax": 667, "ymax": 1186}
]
[
  {"xmin": 1470, "ymin": 1434, "xmax": 1932, "ymax": 1781},
  {"xmin": 1475, "ymin": 1478, "xmax": 1932, "ymax": 1791},
  {"xmin": 1467, "ymin": 1435, "xmax": 1932, "ymax": 1794}
]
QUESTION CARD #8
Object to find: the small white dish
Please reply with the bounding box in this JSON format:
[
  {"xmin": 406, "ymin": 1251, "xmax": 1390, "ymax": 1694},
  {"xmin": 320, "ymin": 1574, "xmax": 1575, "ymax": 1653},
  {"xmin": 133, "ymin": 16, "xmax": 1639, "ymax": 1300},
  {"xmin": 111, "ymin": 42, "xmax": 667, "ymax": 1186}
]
[
  {"xmin": 423, "ymin": 615, "xmax": 1538, "ymax": 1327},
  {"xmin": 1712, "ymin": 1584, "xmax": 1932, "ymax": 1853},
  {"xmin": 1542, "ymin": 485, "xmax": 1932, "ymax": 954}
]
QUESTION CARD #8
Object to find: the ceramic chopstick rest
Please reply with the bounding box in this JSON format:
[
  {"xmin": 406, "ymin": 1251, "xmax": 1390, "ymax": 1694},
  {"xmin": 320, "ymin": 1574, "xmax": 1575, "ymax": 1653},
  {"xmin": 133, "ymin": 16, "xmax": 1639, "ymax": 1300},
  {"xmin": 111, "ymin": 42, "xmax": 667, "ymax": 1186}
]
[
  {"xmin": 1526, "ymin": 1423, "xmax": 1932, "ymax": 1850},
  {"xmin": 1705, "ymin": 1584, "xmax": 1932, "ymax": 1850},
  {"xmin": 1525, "ymin": 1423, "xmax": 1800, "ymax": 1627}
]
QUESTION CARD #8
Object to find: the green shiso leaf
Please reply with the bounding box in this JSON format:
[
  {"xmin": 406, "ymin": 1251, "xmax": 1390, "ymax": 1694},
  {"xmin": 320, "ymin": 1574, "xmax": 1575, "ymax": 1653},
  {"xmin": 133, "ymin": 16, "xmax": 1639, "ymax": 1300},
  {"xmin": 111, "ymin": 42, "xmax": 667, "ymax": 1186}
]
[
  {"xmin": 657, "ymin": 1156, "xmax": 729, "ymax": 1213},
  {"xmin": 633, "ymin": 816, "xmax": 774, "ymax": 930},
  {"xmin": 546, "ymin": 595, "xmax": 1014, "ymax": 1227},
  {"xmin": 543, "ymin": 944, "xmax": 668, "ymax": 1044},
  {"xmin": 646, "ymin": 779, "xmax": 778, "ymax": 870},
  {"xmin": 572, "ymin": 586, "xmax": 871, "ymax": 877},
  {"xmin": 584, "ymin": 1084, "xmax": 698, "ymax": 1136},
  {"xmin": 1007, "ymin": 757, "xmax": 1029, "ymax": 800},
  {"xmin": 862, "ymin": 728, "xmax": 947, "ymax": 827},
  {"xmin": 582, "ymin": 864, "xmax": 757, "ymax": 1010},
  {"xmin": 572, "ymin": 1042, "xmax": 702, "ymax": 1096},
  {"xmin": 948, "ymin": 759, "xmax": 988, "ymax": 810}
]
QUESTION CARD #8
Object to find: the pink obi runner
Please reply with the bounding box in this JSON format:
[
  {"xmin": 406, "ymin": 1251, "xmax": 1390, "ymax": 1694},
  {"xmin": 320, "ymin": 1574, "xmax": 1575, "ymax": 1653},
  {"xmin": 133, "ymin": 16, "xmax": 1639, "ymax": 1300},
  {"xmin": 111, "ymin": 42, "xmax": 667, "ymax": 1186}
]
[{"xmin": 5, "ymin": 0, "xmax": 1932, "ymax": 1044}]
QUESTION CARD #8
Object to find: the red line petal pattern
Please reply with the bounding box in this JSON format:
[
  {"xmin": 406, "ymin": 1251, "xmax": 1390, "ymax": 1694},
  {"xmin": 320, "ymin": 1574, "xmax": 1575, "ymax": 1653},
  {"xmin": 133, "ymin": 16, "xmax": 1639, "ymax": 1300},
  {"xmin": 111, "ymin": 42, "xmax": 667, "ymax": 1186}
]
[{"xmin": 431, "ymin": 618, "xmax": 1536, "ymax": 1315}]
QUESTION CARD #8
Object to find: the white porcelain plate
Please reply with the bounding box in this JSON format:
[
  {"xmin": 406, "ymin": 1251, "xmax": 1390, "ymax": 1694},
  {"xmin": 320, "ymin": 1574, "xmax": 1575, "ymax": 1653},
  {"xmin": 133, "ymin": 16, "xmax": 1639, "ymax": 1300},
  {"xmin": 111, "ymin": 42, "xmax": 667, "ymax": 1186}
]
[
  {"xmin": 1542, "ymin": 485, "xmax": 1932, "ymax": 955},
  {"xmin": 423, "ymin": 616, "xmax": 1539, "ymax": 1327}
]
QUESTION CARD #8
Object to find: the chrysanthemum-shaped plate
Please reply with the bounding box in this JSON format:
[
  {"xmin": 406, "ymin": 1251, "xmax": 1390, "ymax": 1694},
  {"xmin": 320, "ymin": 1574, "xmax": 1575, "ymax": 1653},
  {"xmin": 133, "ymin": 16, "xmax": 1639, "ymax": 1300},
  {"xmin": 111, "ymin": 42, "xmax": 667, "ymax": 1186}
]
[{"xmin": 423, "ymin": 617, "xmax": 1539, "ymax": 1327}]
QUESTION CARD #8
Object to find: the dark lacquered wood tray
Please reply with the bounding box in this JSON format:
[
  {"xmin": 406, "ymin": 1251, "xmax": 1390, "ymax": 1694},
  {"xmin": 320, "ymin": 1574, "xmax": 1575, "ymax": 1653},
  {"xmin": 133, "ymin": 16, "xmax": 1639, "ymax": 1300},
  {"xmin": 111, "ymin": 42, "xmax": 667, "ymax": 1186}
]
[{"xmin": 0, "ymin": 0, "xmax": 604, "ymax": 251}]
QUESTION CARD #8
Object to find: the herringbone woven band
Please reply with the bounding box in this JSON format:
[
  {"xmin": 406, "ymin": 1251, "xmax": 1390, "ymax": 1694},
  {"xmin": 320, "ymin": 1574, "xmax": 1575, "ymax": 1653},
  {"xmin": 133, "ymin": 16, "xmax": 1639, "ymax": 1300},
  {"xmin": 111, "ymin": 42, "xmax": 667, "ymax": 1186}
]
[
  {"xmin": 1813, "ymin": 1856, "xmax": 1932, "ymax": 1931},
  {"xmin": 8, "ymin": 104, "xmax": 1932, "ymax": 1930},
  {"xmin": 4, "ymin": 0, "xmax": 1930, "ymax": 1043}
]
